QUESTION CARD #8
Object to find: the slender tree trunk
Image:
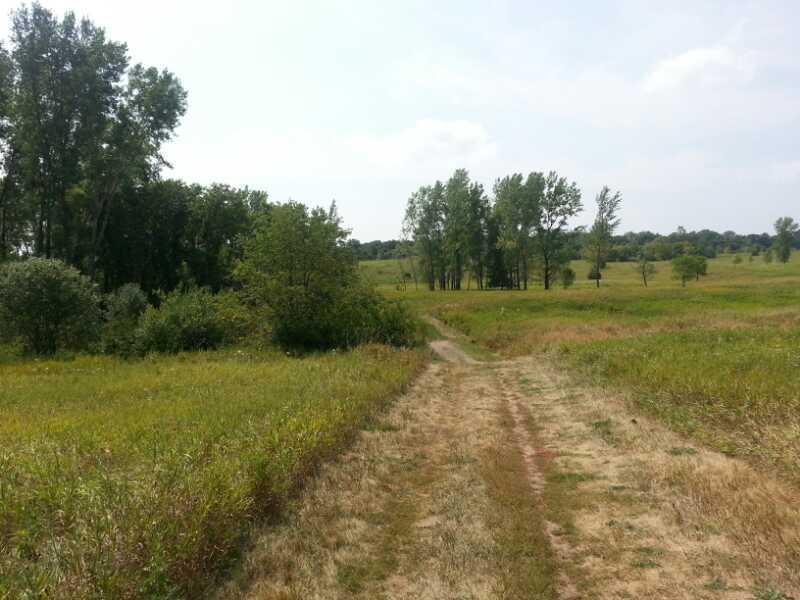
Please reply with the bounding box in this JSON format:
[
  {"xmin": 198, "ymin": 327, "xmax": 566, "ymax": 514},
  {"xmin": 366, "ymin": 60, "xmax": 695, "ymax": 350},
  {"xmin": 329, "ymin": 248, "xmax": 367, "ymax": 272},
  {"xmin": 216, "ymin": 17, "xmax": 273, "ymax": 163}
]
[{"xmin": 543, "ymin": 254, "xmax": 551, "ymax": 290}]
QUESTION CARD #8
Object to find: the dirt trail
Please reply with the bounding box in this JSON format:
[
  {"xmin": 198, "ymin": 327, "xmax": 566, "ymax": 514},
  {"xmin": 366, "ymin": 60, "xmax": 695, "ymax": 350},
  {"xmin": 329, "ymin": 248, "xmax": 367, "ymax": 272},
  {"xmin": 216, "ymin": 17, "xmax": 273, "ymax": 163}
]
[{"xmin": 218, "ymin": 326, "xmax": 800, "ymax": 599}]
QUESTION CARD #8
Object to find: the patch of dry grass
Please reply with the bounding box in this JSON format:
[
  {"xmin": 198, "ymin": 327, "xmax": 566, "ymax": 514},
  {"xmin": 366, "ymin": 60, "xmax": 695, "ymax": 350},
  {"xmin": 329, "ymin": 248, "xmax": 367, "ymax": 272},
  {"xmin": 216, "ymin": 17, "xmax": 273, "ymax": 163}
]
[{"xmin": 641, "ymin": 456, "xmax": 800, "ymax": 591}]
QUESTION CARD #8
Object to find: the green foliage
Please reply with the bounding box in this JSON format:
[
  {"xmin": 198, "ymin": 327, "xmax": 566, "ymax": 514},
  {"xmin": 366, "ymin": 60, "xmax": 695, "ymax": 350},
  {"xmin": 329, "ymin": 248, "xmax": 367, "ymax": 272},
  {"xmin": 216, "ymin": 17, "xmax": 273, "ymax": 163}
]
[
  {"xmin": 135, "ymin": 288, "xmax": 224, "ymax": 354},
  {"xmin": 240, "ymin": 202, "xmax": 419, "ymax": 350},
  {"xmin": 773, "ymin": 216, "xmax": 799, "ymax": 263},
  {"xmin": 213, "ymin": 289, "xmax": 263, "ymax": 345},
  {"xmin": 0, "ymin": 344, "xmax": 425, "ymax": 597},
  {"xmin": 635, "ymin": 256, "xmax": 656, "ymax": 287},
  {"xmin": 671, "ymin": 255, "xmax": 707, "ymax": 286},
  {"xmin": 732, "ymin": 254, "xmax": 743, "ymax": 264},
  {"xmin": 0, "ymin": 258, "xmax": 101, "ymax": 354},
  {"xmin": 764, "ymin": 248, "xmax": 774, "ymax": 263},
  {"xmin": 102, "ymin": 283, "xmax": 149, "ymax": 355},
  {"xmin": 584, "ymin": 186, "xmax": 622, "ymax": 288},
  {"xmin": 560, "ymin": 266, "xmax": 576, "ymax": 289}
]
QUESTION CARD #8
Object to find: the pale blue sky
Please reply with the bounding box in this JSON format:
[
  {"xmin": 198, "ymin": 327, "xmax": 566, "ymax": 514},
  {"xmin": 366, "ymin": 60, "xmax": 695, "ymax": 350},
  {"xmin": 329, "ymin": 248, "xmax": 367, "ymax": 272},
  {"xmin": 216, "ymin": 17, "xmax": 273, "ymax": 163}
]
[{"xmin": 4, "ymin": 1, "xmax": 799, "ymax": 239}]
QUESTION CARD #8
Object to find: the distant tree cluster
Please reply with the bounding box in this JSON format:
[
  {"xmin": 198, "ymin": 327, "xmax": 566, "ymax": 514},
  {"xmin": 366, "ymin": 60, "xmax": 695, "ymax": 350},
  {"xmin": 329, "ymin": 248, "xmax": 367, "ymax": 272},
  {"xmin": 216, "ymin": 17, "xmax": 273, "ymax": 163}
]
[
  {"xmin": 403, "ymin": 169, "xmax": 591, "ymax": 290},
  {"xmin": 346, "ymin": 239, "xmax": 404, "ymax": 261},
  {"xmin": 603, "ymin": 224, "xmax": 798, "ymax": 263}
]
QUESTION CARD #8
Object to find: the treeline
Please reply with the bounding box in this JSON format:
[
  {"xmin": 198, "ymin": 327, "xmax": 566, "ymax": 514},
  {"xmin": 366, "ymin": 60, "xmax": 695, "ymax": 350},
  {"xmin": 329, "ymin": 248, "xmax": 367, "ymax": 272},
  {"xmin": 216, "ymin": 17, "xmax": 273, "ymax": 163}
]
[
  {"xmin": 0, "ymin": 4, "xmax": 191, "ymax": 284},
  {"xmin": 0, "ymin": 5, "xmax": 421, "ymax": 356},
  {"xmin": 403, "ymin": 168, "xmax": 798, "ymax": 291},
  {"xmin": 604, "ymin": 228, "xmax": 798, "ymax": 262},
  {"xmin": 346, "ymin": 238, "xmax": 405, "ymax": 261}
]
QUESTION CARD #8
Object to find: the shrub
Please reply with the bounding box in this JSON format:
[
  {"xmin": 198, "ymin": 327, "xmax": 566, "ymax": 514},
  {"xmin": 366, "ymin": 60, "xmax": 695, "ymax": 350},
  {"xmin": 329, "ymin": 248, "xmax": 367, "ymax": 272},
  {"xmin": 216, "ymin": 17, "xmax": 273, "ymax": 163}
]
[
  {"xmin": 560, "ymin": 267, "xmax": 576, "ymax": 289},
  {"xmin": 102, "ymin": 283, "xmax": 149, "ymax": 355},
  {"xmin": 135, "ymin": 288, "xmax": 224, "ymax": 354},
  {"xmin": 0, "ymin": 258, "xmax": 101, "ymax": 354},
  {"xmin": 213, "ymin": 289, "xmax": 264, "ymax": 345},
  {"xmin": 732, "ymin": 254, "xmax": 743, "ymax": 264},
  {"xmin": 268, "ymin": 285, "xmax": 421, "ymax": 350}
]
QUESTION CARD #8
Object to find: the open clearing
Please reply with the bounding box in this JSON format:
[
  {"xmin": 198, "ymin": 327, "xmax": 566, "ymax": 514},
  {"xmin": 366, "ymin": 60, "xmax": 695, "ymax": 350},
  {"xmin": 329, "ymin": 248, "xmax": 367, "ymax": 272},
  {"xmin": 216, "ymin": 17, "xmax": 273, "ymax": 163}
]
[{"xmin": 221, "ymin": 319, "xmax": 799, "ymax": 599}]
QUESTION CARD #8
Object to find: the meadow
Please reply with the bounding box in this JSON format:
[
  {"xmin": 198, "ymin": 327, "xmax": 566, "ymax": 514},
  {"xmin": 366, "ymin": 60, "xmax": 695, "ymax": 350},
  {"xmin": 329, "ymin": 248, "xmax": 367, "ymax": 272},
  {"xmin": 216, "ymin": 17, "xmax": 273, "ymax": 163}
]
[
  {"xmin": 0, "ymin": 344, "xmax": 425, "ymax": 598},
  {"xmin": 365, "ymin": 254, "xmax": 800, "ymax": 479}
]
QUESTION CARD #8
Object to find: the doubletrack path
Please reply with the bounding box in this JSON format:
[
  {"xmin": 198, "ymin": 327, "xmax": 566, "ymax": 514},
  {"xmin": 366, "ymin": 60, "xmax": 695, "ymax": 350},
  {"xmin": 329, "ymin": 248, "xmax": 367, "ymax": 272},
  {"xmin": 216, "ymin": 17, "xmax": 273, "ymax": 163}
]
[{"xmin": 217, "ymin": 320, "xmax": 800, "ymax": 599}]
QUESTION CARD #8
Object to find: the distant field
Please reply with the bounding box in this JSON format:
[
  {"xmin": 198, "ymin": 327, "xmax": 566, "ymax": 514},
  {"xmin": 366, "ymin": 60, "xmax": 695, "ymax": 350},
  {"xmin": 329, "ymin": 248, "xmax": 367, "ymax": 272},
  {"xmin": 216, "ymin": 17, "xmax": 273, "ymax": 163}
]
[
  {"xmin": 368, "ymin": 254, "xmax": 800, "ymax": 479},
  {"xmin": 0, "ymin": 345, "xmax": 425, "ymax": 598}
]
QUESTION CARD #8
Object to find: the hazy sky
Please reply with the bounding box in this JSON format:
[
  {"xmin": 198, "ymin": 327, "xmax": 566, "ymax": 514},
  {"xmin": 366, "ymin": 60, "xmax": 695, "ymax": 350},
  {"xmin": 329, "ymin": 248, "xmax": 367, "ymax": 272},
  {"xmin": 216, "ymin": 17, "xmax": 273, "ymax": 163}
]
[{"xmin": 4, "ymin": 1, "xmax": 799, "ymax": 240}]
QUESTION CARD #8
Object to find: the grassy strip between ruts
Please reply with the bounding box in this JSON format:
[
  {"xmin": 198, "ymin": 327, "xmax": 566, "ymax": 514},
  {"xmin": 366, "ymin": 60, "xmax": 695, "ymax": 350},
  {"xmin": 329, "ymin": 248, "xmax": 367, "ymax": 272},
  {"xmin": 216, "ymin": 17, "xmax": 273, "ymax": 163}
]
[
  {"xmin": 480, "ymin": 398, "xmax": 558, "ymax": 599},
  {"xmin": 0, "ymin": 345, "xmax": 426, "ymax": 598}
]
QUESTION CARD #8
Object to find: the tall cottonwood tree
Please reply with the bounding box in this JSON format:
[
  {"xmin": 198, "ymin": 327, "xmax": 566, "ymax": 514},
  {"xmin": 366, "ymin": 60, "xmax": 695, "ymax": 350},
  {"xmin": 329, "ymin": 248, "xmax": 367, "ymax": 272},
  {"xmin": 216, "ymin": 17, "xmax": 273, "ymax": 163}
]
[
  {"xmin": 1, "ymin": 3, "xmax": 186, "ymax": 279},
  {"xmin": 585, "ymin": 186, "xmax": 622, "ymax": 288},
  {"xmin": 404, "ymin": 183, "xmax": 445, "ymax": 290},
  {"xmin": 532, "ymin": 172, "xmax": 582, "ymax": 290}
]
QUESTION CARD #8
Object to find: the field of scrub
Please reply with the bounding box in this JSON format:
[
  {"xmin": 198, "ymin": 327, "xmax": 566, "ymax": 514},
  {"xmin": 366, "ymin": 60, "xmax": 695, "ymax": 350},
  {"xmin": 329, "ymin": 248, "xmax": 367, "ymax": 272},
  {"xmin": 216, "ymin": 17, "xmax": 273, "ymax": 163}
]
[
  {"xmin": 370, "ymin": 254, "xmax": 800, "ymax": 478},
  {"xmin": 0, "ymin": 345, "xmax": 425, "ymax": 598}
]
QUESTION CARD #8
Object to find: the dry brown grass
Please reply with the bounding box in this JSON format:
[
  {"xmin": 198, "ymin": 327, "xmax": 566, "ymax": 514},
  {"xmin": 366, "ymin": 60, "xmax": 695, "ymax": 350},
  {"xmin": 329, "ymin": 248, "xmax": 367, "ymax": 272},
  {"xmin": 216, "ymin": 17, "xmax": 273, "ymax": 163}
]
[
  {"xmin": 493, "ymin": 357, "xmax": 800, "ymax": 599},
  {"xmin": 641, "ymin": 456, "xmax": 800, "ymax": 589}
]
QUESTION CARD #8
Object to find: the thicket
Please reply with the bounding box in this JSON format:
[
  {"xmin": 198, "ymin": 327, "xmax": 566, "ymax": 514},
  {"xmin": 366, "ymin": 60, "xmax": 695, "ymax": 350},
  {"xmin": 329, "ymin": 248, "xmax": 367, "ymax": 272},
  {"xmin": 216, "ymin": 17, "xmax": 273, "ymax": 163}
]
[{"xmin": 238, "ymin": 202, "xmax": 421, "ymax": 350}]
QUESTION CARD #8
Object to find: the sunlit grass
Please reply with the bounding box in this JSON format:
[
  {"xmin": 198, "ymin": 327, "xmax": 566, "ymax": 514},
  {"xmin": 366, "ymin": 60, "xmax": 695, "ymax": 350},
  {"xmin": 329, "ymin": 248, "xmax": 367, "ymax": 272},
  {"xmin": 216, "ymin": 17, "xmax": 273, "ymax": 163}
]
[
  {"xmin": 367, "ymin": 253, "xmax": 800, "ymax": 478},
  {"xmin": 0, "ymin": 345, "xmax": 426, "ymax": 598}
]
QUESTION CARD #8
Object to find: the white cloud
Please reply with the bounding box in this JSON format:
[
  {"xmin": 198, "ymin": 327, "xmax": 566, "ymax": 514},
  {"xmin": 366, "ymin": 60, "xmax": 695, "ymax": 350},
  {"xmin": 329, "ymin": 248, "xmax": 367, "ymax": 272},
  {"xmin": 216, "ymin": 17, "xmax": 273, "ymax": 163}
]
[
  {"xmin": 169, "ymin": 119, "xmax": 497, "ymax": 185},
  {"xmin": 346, "ymin": 119, "xmax": 497, "ymax": 172},
  {"xmin": 643, "ymin": 45, "xmax": 754, "ymax": 93}
]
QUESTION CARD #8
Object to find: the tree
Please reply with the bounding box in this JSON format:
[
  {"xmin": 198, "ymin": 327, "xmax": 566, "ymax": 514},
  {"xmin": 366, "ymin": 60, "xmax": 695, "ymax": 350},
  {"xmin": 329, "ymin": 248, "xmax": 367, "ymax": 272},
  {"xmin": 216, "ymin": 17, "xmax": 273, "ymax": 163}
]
[
  {"xmin": 2, "ymin": 4, "xmax": 187, "ymax": 279},
  {"xmin": 635, "ymin": 255, "xmax": 656, "ymax": 287},
  {"xmin": 0, "ymin": 258, "xmax": 100, "ymax": 354},
  {"xmin": 773, "ymin": 217, "xmax": 798, "ymax": 263},
  {"xmin": 404, "ymin": 183, "xmax": 445, "ymax": 291},
  {"xmin": 443, "ymin": 169, "xmax": 471, "ymax": 290},
  {"xmin": 493, "ymin": 173, "xmax": 526, "ymax": 289},
  {"xmin": 239, "ymin": 202, "xmax": 418, "ymax": 349},
  {"xmin": 584, "ymin": 187, "xmax": 622, "ymax": 288},
  {"xmin": 464, "ymin": 179, "xmax": 489, "ymax": 289},
  {"xmin": 532, "ymin": 171, "xmax": 582, "ymax": 290},
  {"xmin": 671, "ymin": 255, "xmax": 707, "ymax": 286}
]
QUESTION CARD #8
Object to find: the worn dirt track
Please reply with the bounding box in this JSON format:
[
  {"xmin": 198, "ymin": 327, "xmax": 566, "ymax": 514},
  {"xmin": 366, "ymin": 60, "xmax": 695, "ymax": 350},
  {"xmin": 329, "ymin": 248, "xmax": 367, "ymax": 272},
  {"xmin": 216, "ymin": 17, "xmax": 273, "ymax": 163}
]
[{"xmin": 217, "ymin": 324, "xmax": 800, "ymax": 600}]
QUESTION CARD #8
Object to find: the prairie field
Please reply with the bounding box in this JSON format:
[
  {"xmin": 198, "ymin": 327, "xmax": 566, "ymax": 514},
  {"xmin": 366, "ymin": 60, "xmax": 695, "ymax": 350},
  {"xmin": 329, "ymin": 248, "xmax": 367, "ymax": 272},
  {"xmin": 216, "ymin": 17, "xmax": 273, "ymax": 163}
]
[
  {"xmin": 370, "ymin": 254, "xmax": 800, "ymax": 479},
  {"xmin": 0, "ymin": 345, "xmax": 425, "ymax": 597}
]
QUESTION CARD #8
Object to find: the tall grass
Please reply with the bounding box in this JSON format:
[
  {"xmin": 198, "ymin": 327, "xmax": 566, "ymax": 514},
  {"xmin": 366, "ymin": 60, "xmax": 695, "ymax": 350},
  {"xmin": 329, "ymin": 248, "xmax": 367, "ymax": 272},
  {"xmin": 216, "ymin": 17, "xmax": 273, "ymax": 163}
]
[{"xmin": 0, "ymin": 345, "xmax": 425, "ymax": 598}]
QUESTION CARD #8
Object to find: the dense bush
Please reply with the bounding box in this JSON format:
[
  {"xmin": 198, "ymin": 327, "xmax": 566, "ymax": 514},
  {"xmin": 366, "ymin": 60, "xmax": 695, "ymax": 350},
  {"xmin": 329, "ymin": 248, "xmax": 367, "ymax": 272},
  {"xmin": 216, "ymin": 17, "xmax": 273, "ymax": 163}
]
[
  {"xmin": 268, "ymin": 285, "xmax": 421, "ymax": 350},
  {"xmin": 102, "ymin": 283, "xmax": 150, "ymax": 355},
  {"xmin": 0, "ymin": 258, "xmax": 101, "ymax": 354},
  {"xmin": 239, "ymin": 201, "xmax": 421, "ymax": 350},
  {"xmin": 213, "ymin": 289, "xmax": 265, "ymax": 345},
  {"xmin": 560, "ymin": 266, "xmax": 576, "ymax": 289},
  {"xmin": 135, "ymin": 288, "xmax": 224, "ymax": 354}
]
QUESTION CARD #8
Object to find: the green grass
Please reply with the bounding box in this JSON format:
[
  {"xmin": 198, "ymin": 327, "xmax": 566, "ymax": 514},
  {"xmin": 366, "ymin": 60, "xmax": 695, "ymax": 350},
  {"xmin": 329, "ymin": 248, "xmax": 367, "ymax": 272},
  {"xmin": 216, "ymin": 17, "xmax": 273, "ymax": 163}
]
[
  {"xmin": 0, "ymin": 345, "xmax": 425, "ymax": 598},
  {"xmin": 370, "ymin": 253, "xmax": 800, "ymax": 479}
]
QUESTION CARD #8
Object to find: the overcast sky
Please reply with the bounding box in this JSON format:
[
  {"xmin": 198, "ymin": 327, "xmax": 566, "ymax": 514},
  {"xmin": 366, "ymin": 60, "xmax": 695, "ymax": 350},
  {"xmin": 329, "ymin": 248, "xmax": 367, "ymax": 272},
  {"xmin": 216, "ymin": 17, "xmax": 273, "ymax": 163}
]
[{"xmin": 4, "ymin": 1, "xmax": 799, "ymax": 240}]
